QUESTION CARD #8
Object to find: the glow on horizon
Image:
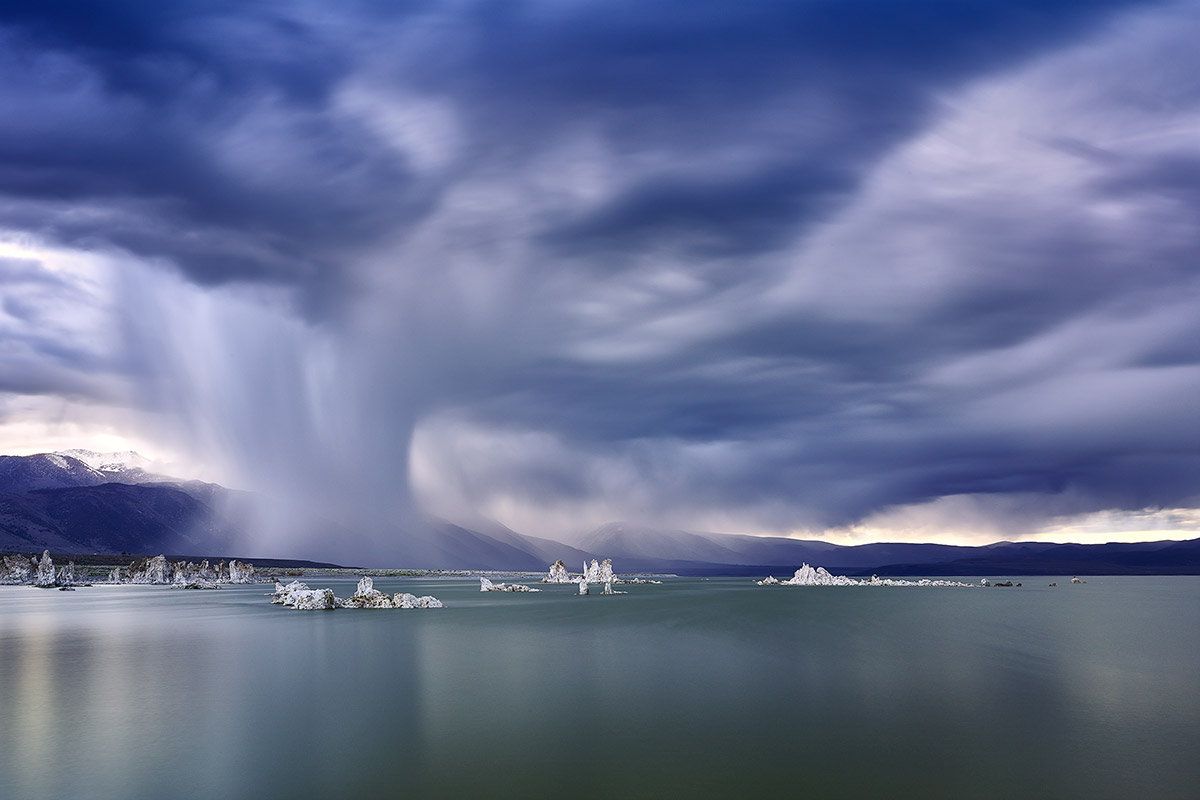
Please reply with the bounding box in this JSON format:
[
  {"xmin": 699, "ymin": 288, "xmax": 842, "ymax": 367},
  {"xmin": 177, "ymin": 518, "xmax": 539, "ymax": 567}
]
[{"xmin": 794, "ymin": 507, "xmax": 1200, "ymax": 547}]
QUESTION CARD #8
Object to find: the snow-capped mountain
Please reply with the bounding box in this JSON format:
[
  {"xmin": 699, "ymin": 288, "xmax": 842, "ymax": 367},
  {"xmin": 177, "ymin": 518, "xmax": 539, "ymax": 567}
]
[
  {"xmin": 0, "ymin": 453, "xmax": 109, "ymax": 492},
  {"xmin": 0, "ymin": 450, "xmax": 179, "ymax": 493},
  {"xmin": 0, "ymin": 450, "xmax": 251, "ymax": 557},
  {"xmin": 56, "ymin": 449, "xmax": 155, "ymax": 474}
]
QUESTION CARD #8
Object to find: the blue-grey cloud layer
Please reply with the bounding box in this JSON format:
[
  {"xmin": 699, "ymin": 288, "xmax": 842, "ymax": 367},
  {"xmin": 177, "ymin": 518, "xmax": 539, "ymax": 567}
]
[{"xmin": 3, "ymin": 0, "xmax": 1199, "ymax": 552}]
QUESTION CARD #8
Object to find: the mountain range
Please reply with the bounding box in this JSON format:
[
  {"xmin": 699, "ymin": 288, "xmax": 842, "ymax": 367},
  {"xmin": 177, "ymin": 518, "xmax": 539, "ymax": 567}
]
[{"xmin": 1, "ymin": 451, "xmax": 1198, "ymax": 575}]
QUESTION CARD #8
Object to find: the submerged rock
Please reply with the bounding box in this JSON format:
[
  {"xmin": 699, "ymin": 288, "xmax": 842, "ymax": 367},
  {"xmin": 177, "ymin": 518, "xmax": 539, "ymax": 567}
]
[{"xmin": 542, "ymin": 560, "xmax": 573, "ymax": 583}]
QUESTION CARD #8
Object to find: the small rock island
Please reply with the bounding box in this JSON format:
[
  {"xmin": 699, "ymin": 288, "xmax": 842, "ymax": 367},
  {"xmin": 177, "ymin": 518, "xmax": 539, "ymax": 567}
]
[{"xmin": 272, "ymin": 577, "xmax": 443, "ymax": 611}]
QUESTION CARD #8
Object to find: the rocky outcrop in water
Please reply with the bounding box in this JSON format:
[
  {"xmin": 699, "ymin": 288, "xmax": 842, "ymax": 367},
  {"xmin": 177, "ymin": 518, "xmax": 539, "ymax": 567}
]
[
  {"xmin": 576, "ymin": 558, "xmax": 634, "ymax": 595},
  {"xmin": 480, "ymin": 577, "xmax": 540, "ymax": 592},
  {"xmin": 758, "ymin": 564, "xmax": 976, "ymax": 588},
  {"xmin": 1, "ymin": 551, "xmax": 83, "ymax": 587},
  {"xmin": 35, "ymin": 550, "xmax": 57, "ymax": 587},
  {"xmin": 582, "ymin": 558, "xmax": 615, "ymax": 584},
  {"xmin": 56, "ymin": 561, "xmax": 76, "ymax": 586},
  {"xmin": 270, "ymin": 578, "xmax": 443, "ymax": 611},
  {"xmin": 1, "ymin": 551, "xmax": 264, "ymax": 588},
  {"xmin": 343, "ymin": 576, "xmax": 395, "ymax": 608},
  {"xmin": 169, "ymin": 559, "xmax": 224, "ymax": 589},
  {"xmin": 271, "ymin": 580, "xmax": 337, "ymax": 610},
  {"xmin": 1, "ymin": 553, "xmax": 34, "ymax": 584},
  {"xmin": 228, "ymin": 560, "xmax": 255, "ymax": 584},
  {"xmin": 172, "ymin": 573, "xmax": 219, "ymax": 590},
  {"xmin": 128, "ymin": 555, "xmax": 172, "ymax": 584},
  {"xmin": 120, "ymin": 556, "xmax": 265, "ymax": 586},
  {"xmin": 756, "ymin": 564, "xmax": 857, "ymax": 586},
  {"xmin": 542, "ymin": 560, "xmax": 572, "ymax": 583},
  {"xmin": 784, "ymin": 564, "xmax": 849, "ymax": 586},
  {"xmin": 394, "ymin": 592, "xmax": 421, "ymax": 609}
]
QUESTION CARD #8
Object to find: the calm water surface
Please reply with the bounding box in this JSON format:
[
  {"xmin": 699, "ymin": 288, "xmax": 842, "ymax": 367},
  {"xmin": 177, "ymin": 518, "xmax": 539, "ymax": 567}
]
[{"xmin": 1, "ymin": 576, "xmax": 1198, "ymax": 798}]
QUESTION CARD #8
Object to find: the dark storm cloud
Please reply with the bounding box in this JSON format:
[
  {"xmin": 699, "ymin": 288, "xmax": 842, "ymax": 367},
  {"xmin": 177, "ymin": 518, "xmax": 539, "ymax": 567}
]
[
  {"xmin": 3, "ymin": 0, "xmax": 1198, "ymax": 553},
  {"xmin": 0, "ymin": 3, "xmax": 428, "ymax": 305},
  {"xmin": 421, "ymin": 0, "xmax": 1157, "ymax": 258},
  {"xmin": 540, "ymin": 164, "xmax": 851, "ymax": 259},
  {"xmin": 1, "ymin": 0, "xmax": 1151, "ymax": 296}
]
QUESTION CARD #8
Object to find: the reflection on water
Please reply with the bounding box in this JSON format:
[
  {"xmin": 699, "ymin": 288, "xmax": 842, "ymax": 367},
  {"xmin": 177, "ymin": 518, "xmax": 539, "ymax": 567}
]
[{"xmin": 2, "ymin": 577, "xmax": 1198, "ymax": 799}]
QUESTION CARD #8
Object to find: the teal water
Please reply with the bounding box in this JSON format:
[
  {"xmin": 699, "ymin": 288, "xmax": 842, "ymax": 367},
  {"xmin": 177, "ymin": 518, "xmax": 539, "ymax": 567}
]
[{"xmin": 1, "ymin": 577, "xmax": 1197, "ymax": 799}]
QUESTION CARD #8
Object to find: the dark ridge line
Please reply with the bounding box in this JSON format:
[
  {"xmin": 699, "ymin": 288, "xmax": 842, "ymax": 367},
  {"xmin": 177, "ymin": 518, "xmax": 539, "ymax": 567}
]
[{"xmin": 0, "ymin": 550, "xmax": 350, "ymax": 570}]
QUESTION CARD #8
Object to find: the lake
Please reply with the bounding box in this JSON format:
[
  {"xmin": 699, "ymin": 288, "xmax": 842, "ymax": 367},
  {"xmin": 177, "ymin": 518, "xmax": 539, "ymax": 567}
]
[{"xmin": 1, "ymin": 576, "xmax": 1197, "ymax": 798}]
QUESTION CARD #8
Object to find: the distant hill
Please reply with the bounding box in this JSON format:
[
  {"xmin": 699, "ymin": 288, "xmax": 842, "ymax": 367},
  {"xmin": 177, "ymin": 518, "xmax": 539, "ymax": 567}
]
[
  {"xmin": 0, "ymin": 450, "xmax": 183, "ymax": 493},
  {"xmin": 0, "ymin": 451, "xmax": 249, "ymax": 557},
  {"xmin": 56, "ymin": 448, "xmax": 153, "ymax": 473},
  {"xmin": 865, "ymin": 537, "xmax": 1200, "ymax": 576},
  {"xmin": 427, "ymin": 518, "xmax": 594, "ymax": 571},
  {"xmin": 0, "ymin": 483, "xmax": 242, "ymax": 555},
  {"xmin": 0, "ymin": 453, "xmax": 110, "ymax": 492},
  {"xmin": 0, "ymin": 451, "xmax": 594, "ymax": 569},
  {"xmin": 574, "ymin": 522, "xmax": 1200, "ymax": 576},
  {"xmin": 2, "ymin": 451, "xmax": 1198, "ymax": 574},
  {"xmin": 580, "ymin": 521, "xmax": 984, "ymax": 571}
]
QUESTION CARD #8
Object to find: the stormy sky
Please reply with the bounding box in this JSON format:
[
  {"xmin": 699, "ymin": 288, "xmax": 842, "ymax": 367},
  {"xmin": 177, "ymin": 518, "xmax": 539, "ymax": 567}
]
[{"xmin": 2, "ymin": 0, "xmax": 1200, "ymax": 560}]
